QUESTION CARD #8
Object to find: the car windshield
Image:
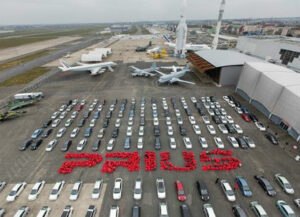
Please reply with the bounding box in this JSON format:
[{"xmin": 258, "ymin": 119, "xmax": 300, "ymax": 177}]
[
  {"xmin": 93, "ymin": 188, "xmax": 99, "ymax": 193},
  {"xmin": 227, "ymin": 189, "xmax": 234, "ymax": 196},
  {"xmin": 201, "ymin": 189, "xmax": 208, "ymax": 194},
  {"xmin": 51, "ymin": 189, "xmax": 58, "ymax": 194},
  {"xmin": 178, "ymin": 190, "xmax": 184, "ymax": 195},
  {"xmin": 8, "ymin": 191, "xmax": 16, "ymax": 196},
  {"xmin": 30, "ymin": 189, "xmax": 38, "ymax": 194},
  {"xmin": 71, "ymin": 189, "xmax": 77, "ymax": 195}
]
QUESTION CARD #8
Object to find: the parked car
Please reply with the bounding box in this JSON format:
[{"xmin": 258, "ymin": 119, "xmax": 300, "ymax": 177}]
[
  {"xmin": 228, "ymin": 136, "xmax": 239, "ymax": 148},
  {"xmin": 92, "ymin": 139, "xmax": 101, "ymax": 151},
  {"xmin": 225, "ymin": 123, "xmax": 236, "ymax": 134},
  {"xmin": 65, "ymin": 118, "xmax": 73, "ymax": 127},
  {"xmin": 132, "ymin": 205, "xmax": 140, "ymax": 217},
  {"xmin": 77, "ymin": 139, "xmax": 87, "ymax": 151},
  {"xmin": 36, "ymin": 206, "xmax": 51, "ymax": 217},
  {"xmin": 70, "ymin": 127, "xmax": 80, "ymax": 138},
  {"xmin": 13, "ymin": 206, "xmax": 29, "ymax": 217},
  {"xmin": 98, "ymin": 128, "xmax": 105, "ymax": 138},
  {"xmin": 179, "ymin": 125, "xmax": 187, "ymax": 136},
  {"xmin": 276, "ymin": 200, "xmax": 296, "ymax": 217},
  {"xmin": 159, "ymin": 202, "xmax": 168, "ymax": 217},
  {"xmin": 43, "ymin": 119, "xmax": 52, "ymax": 128},
  {"xmin": 189, "ymin": 116, "xmax": 196, "ymax": 125},
  {"xmin": 243, "ymin": 136, "xmax": 256, "ymax": 148},
  {"xmin": 31, "ymin": 129, "xmax": 43, "ymax": 139},
  {"xmin": 124, "ymin": 137, "xmax": 131, "ymax": 150},
  {"xmin": 193, "ymin": 124, "xmax": 201, "ymax": 135},
  {"xmin": 156, "ymin": 178, "xmax": 166, "ymax": 199},
  {"xmin": 19, "ymin": 139, "xmax": 33, "ymax": 151},
  {"xmin": 214, "ymin": 137, "xmax": 224, "ymax": 149},
  {"xmin": 232, "ymin": 205, "xmax": 247, "ymax": 217},
  {"xmin": 60, "ymin": 205, "xmax": 73, "ymax": 217},
  {"xmin": 61, "ymin": 140, "xmax": 72, "ymax": 152},
  {"xmin": 207, "ymin": 125, "xmax": 216, "ymax": 135},
  {"xmin": 6, "ymin": 182, "xmax": 27, "ymax": 202},
  {"xmin": 254, "ymin": 175, "xmax": 276, "ymax": 196},
  {"xmin": 85, "ymin": 205, "xmax": 96, "ymax": 217},
  {"xmin": 175, "ymin": 180, "xmax": 186, "ymax": 201},
  {"xmin": 69, "ymin": 180, "xmax": 82, "ymax": 201},
  {"xmin": 236, "ymin": 176, "xmax": 252, "ymax": 197},
  {"xmin": 249, "ymin": 113, "xmax": 258, "ymax": 122},
  {"xmin": 109, "ymin": 205, "xmax": 119, "ymax": 217},
  {"xmin": 84, "ymin": 127, "xmax": 92, "ymax": 137},
  {"xmin": 183, "ymin": 137, "xmax": 192, "ymax": 149},
  {"xmin": 169, "ymin": 137, "xmax": 176, "ymax": 149},
  {"xmin": 102, "ymin": 118, "xmax": 109, "ymax": 128},
  {"xmin": 133, "ymin": 178, "xmax": 142, "ymax": 200},
  {"xmin": 265, "ymin": 133, "xmax": 278, "ymax": 145},
  {"xmin": 112, "ymin": 128, "xmax": 119, "ymax": 138},
  {"xmin": 127, "ymin": 126, "xmax": 133, "ymax": 136},
  {"xmin": 197, "ymin": 180, "xmax": 209, "ymax": 201},
  {"xmin": 113, "ymin": 178, "xmax": 123, "ymax": 200},
  {"xmin": 0, "ymin": 181, "xmax": 6, "ymax": 192},
  {"xmin": 255, "ymin": 122, "xmax": 266, "ymax": 131},
  {"xmin": 233, "ymin": 124, "xmax": 243, "ymax": 134},
  {"xmin": 30, "ymin": 139, "xmax": 43, "ymax": 150},
  {"xmin": 107, "ymin": 138, "xmax": 115, "ymax": 151},
  {"xmin": 56, "ymin": 127, "xmax": 66, "ymax": 138},
  {"xmin": 293, "ymin": 198, "xmax": 300, "ymax": 208},
  {"xmin": 28, "ymin": 180, "xmax": 45, "ymax": 201},
  {"xmin": 91, "ymin": 179, "xmax": 103, "ymax": 199},
  {"xmin": 155, "ymin": 137, "xmax": 161, "ymax": 150},
  {"xmin": 203, "ymin": 204, "xmax": 216, "ymax": 217},
  {"xmin": 199, "ymin": 137, "xmax": 208, "ymax": 149},
  {"xmin": 241, "ymin": 113, "xmax": 251, "ymax": 122},
  {"xmin": 274, "ymin": 174, "xmax": 294, "ymax": 194},
  {"xmin": 218, "ymin": 124, "xmax": 229, "ymax": 134},
  {"xmin": 49, "ymin": 180, "xmax": 65, "ymax": 201},
  {"xmin": 154, "ymin": 126, "xmax": 160, "ymax": 136},
  {"xmin": 137, "ymin": 137, "xmax": 143, "ymax": 149},
  {"xmin": 202, "ymin": 116, "xmax": 210, "ymax": 124},
  {"xmin": 220, "ymin": 179, "xmax": 236, "ymax": 202},
  {"xmin": 250, "ymin": 201, "xmax": 268, "ymax": 217},
  {"xmin": 78, "ymin": 118, "xmax": 86, "ymax": 127},
  {"xmin": 166, "ymin": 117, "xmax": 171, "ymax": 125},
  {"xmin": 236, "ymin": 137, "xmax": 248, "ymax": 149}
]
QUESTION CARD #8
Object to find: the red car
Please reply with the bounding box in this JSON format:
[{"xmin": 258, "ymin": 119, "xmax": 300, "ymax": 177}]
[
  {"xmin": 77, "ymin": 104, "xmax": 83, "ymax": 111},
  {"xmin": 241, "ymin": 113, "xmax": 251, "ymax": 122},
  {"xmin": 175, "ymin": 180, "xmax": 186, "ymax": 201}
]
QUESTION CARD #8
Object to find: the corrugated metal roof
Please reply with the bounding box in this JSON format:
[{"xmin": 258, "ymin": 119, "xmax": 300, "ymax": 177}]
[{"xmin": 195, "ymin": 50, "xmax": 262, "ymax": 67}]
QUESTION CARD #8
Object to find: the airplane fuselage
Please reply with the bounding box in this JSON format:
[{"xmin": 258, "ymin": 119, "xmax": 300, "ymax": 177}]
[
  {"xmin": 62, "ymin": 62, "xmax": 116, "ymax": 71},
  {"xmin": 158, "ymin": 70, "xmax": 187, "ymax": 83}
]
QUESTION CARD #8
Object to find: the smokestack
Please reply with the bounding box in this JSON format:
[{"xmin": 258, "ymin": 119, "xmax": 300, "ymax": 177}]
[{"xmin": 212, "ymin": 0, "xmax": 225, "ymax": 50}]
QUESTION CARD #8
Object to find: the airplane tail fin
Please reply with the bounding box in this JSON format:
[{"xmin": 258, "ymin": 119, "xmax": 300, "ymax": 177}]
[
  {"xmin": 163, "ymin": 35, "xmax": 170, "ymax": 42},
  {"xmin": 151, "ymin": 62, "xmax": 157, "ymax": 70},
  {"xmin": 59, "ymin": 59, "xmax": 71, "ymax": 71}
]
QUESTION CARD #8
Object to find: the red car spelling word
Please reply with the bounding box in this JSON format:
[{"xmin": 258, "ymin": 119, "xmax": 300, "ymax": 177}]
[{"xmin": 175, "ymin": 180, "xmax": 186, "ymax": 201}]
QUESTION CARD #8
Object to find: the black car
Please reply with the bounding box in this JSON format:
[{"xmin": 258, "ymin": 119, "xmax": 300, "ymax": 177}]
[
  {"xmin": 154, "ymin": 126, "xmax": 160, "ymax": 136},
  {"xmin": 254, "ymin": 175, "xmax": 276, "ymax": 196},
  {"xmin": 84, "ymin": 111, "xmax": 91, "ymax": 119},
  {"xmin": 232, "ymin": 205, "xmax": 247, "ymax": 217},
  {"xmin": 173, "ymin": 103, "xmax": 179, "ymax": 110},
  {"xmin": 122, "ymin": 99, "xmax": 128, "ymax": 104},
  {"xmin": 94, "ymin": 111, "xmax": 100, "ymax": 119},
  {"xmin": 67, "ymin": 100, "xmax": 72, "ymax": 106},
  {"xmin": 112, "ymin": 128, "xmax": 119, "ymax": 138},
  {"xmin": 195, "ymin": 102, "xmax": 202, "ymax": 109},
  {"xmin": 61, "ymin": 140, "xmax": 72, "ymax": 152},
  {"xmin": 179, "ymin": 126, "xmax": 187, "ymax": 136},
  {"xmin": 42, "ymin": 128, "xmax": 53, "ymax": 138},
  {"xmin": 31, "ymin": 139, "xmax": 43, "ymax": 150},
  {"xmin": 132, "ymin": 205, "xmax": 140, "ymax": 217},
  {"xmin": 84, "ymin": 127, "xmax": 92, "ymax": 137},
  {"xmin": 43, "ymin": 119, "xmax": 52, "ymax": 128},
  {"xmin": 225, "ymin": 123, "xmax": 235, "ymax": 134},
  {"xmin": 214, "ymin": 109, "xmax": 221, "ymax": 116},
  {"xmin": 171, "ymin": 98, "xmax": 176, "ymax": 104},
  {"xmin": 196, "ymin": 180, "xmax": 209, "ymax": 201},
  {"xmin": 78, "ymin": 118, "xmax": 86, "ymax": 127},
  {"xmin": 236, "ymin": 137, "xmax": 248, "ymax": 149},
  {"xmin": 92, "ymin": 139, "xmax": 101, "ymax": 151},
  {"xmin": 151, "ymin": 98, "xmax": 156, "ymax": 104},
  {"xmin": 210, "ymin": 96, "xmax": 216, "ymax": 102},
  {"xmin": 85, "ymin": 205, "xmax": 96, "ymax": 217},
  {"xmin": 164, "ymin": 109, "xmax": 170, "ymax": 117},
  {"xmin": 105, "ymin": 111, "xmax": 112, "ymax": 119},
  {"xmin": 198, "ymin": 107, "xmax": 205, "ymax": 116},
  {"xmin": 249, "ymin": 113, "xmax": 258, "ymax": 122},
  {"xmin": 102, "ymin": 118, "xmax": 109, "ymax": 128},
  {"xmin": 265, "ymin": 133, "xmax": 278, "ymax": 145},
  {"xmin": 140, "ymin": 117, "xmax": 145, "ymax": 126},
  {"xmin": 234, "ymin": 101, "xmax": 242, "ymax": 108},
  {"xmin": 19, "ymin": 139, "xmax": 33, "ymax": 151},
  {"xmin": 185, "ymin": 108, "xmax": 191, "ymax": 116},
  {"xmin": 212, "ymin": 116, "xmax": 222, "ymax": 124},
  {"xmin": 180, "ymin": 204, "xmax": 192, "ymax": 217},
  {"xmin": 155, "ymin": 137, "xmax": 161, "ymax": 150}
]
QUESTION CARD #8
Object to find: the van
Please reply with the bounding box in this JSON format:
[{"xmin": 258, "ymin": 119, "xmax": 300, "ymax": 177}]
[{"xmin": 180, "ymin": 204, "xmax": 191, "ymax": 217}]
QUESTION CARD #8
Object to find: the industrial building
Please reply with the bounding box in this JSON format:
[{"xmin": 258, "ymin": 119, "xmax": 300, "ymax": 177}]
[
  {"xmin": 236, "ymin": 62, "xmax": 300, "ymax": 141},
  {"xmin": 236, "ymin": 36, "xmax": 300, "ymax": 71},
  {"xmin": 187, "ymin": 50, "xmax": 261, "ymax": 86}
]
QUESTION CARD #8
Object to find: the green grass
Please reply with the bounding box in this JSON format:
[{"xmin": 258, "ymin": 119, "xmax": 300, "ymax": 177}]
[
  {"xmin": 0, "ymin": 37, "xmax": 56, "ymax": 49},
  {"xmin": 141, "ymin": 27, "xmax": 150, "ymax": 34},
  {"xmin": 0, "ymin": 50, "xmax": 50, "ymax": 71},
  {"xmin": 0, "ymin": 67, "xmax": 49, "ymax": 87}
]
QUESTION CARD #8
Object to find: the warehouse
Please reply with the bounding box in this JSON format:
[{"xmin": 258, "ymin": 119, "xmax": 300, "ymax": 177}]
[
  {"xmin": 187, "ymin": 50, "xmax": 261, "ymax": 86},
  {"xmin": 236, "ymin": 62, "xmax": 300, "ymax": 141}
]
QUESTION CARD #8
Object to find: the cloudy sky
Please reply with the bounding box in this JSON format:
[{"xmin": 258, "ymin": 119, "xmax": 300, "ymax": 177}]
[{"xmin": 0, "ymin": 0, "xmax": 299, "ymax": 25}]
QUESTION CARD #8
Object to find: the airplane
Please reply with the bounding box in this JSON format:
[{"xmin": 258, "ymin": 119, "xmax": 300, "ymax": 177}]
[
  {"xmin": 160, "ymin": 65, "xmax": 185, "ymax": 73},
  {"xmin": 58, "ymin": 59, "xmax": 117, "ymax": 75},
  {"xmin": 136, "ymin": 41, "xmax": 152, "ymax": 52},
  {"xmin": 129, "ymin": 62, "xmax": 158, "ymax": 77},
  {"xmin": 154, "ymin": 63, "xmax": 195, "ymax": 85},
  {"xmin": 163, "ymin": 35, "xmax": 211, "ymax": 51},
  {"xmin": 147, "ymin": 46, "xmax": 161, "ymax": 54}
]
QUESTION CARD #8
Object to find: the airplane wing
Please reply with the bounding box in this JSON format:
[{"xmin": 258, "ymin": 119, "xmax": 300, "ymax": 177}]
[
  {"xmin": 143, "ymin": 71, "xmax": 156, "ymax": 76},
  {"xmin": 154, "ymin": 70, "xmax": 166, "ymax": 76},
  {"xmin": 90, "ymin": 67, "xmax": 102, "ymax": 75},
  {"xmin": 130, "ymin": 66, "xmax": 140, "ymax": 71},
  {"xmin": 170, "ymin": 78, "xmax": 195, "ymax": 85}
]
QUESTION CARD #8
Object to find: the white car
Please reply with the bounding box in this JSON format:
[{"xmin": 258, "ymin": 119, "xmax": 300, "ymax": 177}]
[
  {"xmin": 243, "ymin": 136, "xmax": 256, "ymax": 148},
  {"xmin": 207, "ymin": 125, "xmax": 216, "ymax": 135},
  {"xmin": 0, "ymin": 181, "xmax": 6, "ymax": 192},
  {"xmin": 220, "ymin": 180, "xmax": 236, "ymax": 202},
  {"xmin": 107, "ymin": 138, "xmax": 115, "ymax": 151},
  {"xmin": 126, "ymin": 126, "xmax": 133, "ymax": 137},
  {"xmin": 156, "ymin": 178, "xmax": 166, "ymax": 199},
  {"xmin": 71, "ymin": 111, "xmax": 78, "ymax": 119},
  {"xmin": 220, "ymin": 108, "xmax": 227, "ymax": 116},
  {"xmin": 204, "ymin": 102, "xmax": 210, "ymax": 109},
  {"xmin": 235, "ymin": 107, "xmax": 243, "ymax": 114},
  {"xmin": 137, "ymin": 137, "xmax": 143, "ymax": 149},
  {"xmin": 152, "ymin": 104, "xmax": 157, "ymax": 110},
  {"xmin": 45, "ymin": 139, "xmax": 58, "ymax": 152},
  {"xmin": 255, "ymin": 122, "xmax": 266, "ymax": 131},
  {"xmin": 59, "ymin": 105, "xmax": 67, "ymax": 112},
  {"xmin": 109, "ymin": 205, "xmax": 119, "ymax": 217},
  {"xmin": 191, "ymin": 97, "xmax": 197, "ymax": 104},
  {"xmin": 193, "ymin": 124, "xmax": 201, "ymax": 135},
  {"xmin": 159, "ymin": 202, "xmax": 169, "ymax": 217},
  {"xmin": 92, "ymin": 179, "xmax": 103, "ymax": 199},
  {"xmin": 90, "ymin": 119, "xmax": 96, "ymax": 128},
  {"xmin": 133, "ymin": 178, "xmax": 142, "ymax": 200},
  {"xmin": 118, "ymin": 111, "xmax": 123, "ymax": 118},
  {"xmin": 98, "ymin": 128, "xmax": 105, "ymax": 138},
  {"xmin": 28, "ymin": 180, "xmax": 45, "ymax": 201},
  {"xmin": 228, "ymin": 101, "xmax": 236, "ymax": 108},
  {"xmin": 209, "ymin": 102, "xmax": 215, "ymax": 109},
  {"xmin": 115, "ymin": 119, "xmax": 121, "ymax": 128},
  {"xmin": 113, "ymin": 178, "xmax": 123, "ymax": 200},
  {"xmin": 59, "ymin": 111, "xmax": 67, "ymax": 119},
  {"xmin": 203, "ymin": 203, "xmax": 216, "ymax": 217},
  {"xmin": 81, "ymin": 99, "xmax": 86, "ymax": 105},
  {"xmin": 233, "ymin": 124, "xmax": 243, "ymax": 134},
  {"xmin": 167, "ymin": 126, "xmax": 173, "ymax": 136},
  {"xmin": 199, "ymin": 137, "xmax": 208, "ymax": 149},
  {"xmin": 189, "ymin": 116, "xmax": 196, "ymax": 125},
  {"xmin": 201, "ymin": 97, "xmax": 206, "ymax": 103},
  {"xmin": 182, "ymin": 102, "xmax": 188, "ymax": 109},
  {"xmin": 214, "ymin": 137, "xmax": 224, "ymax": 149},
  {"xmin": 227, "ymin": 136, "xmax": 239, "ymax": 148},
  {"xmin": 220, "ymin": 116, "xmax": 227, "ymax": 124},
  {"xmin": 166, "ymin": 117, "xmax": 171, "ymax": 125},
  {"xmin": 275, "ymin": 174, "xmax": 294, "ymax": 194},
  {"xmin": 218, "ymin": 124, "xmax": 228, "ymax": 134},
  {"xmin": 52, "ymin": 119, "xmax": 61, "ymax": 128},
  {"xmin": 97, "ymin": 105, "xmax": 103, "ymax": 112},
  {"xmin": 69, "ymin": 181, "xmax": 82, "ymax": 201},
  {"xmin": 153, "ymin": 117, "xmax": 159, "ymax": 126},
  {"xmin": 207, "ymin": 108, "xmax": 215, "ymax": 116},
  {"xmin": 226, "ymin": 115, "xmax": 234, "ymax": 124},
  {"xmin": 128, "ymin": 117, "xmax": 134, "ymax": 126},
  {"xmin": 65, "ymin": 118, "xmax": 73, "ymax": 127},
  {"xmin": 67, "ymin": 105, "xmax": 73, "ymax": 112},
  {"xmin": 6, "ymin": 182, "xmax": 27, "ymax": 202},
  {"xmin": 36, "ymin": 206, "xmax": 51, "ymax": 217},
  {"xmin": 89, "ymin": 104, "xmax": 96, "ymax": 111},
  {"xmin": 70, "ymin": 127, "xmax": 79, "ymax": 138},
  {"xmin": 109, "ymin": 105, "xmax": 115, "ymax": 112},
  {"xmin": 51, "ymin": 111, "xmax": 60, "ymax": 119},
  {"xmin": 202, "ymin": 116, "xmax": 210, "ymax": 124},
  {"xmin": 183, "ymin": 137, "xmax": 192, "ymax": 149},
  {"xmin": 13, "ymin": 206, "xmax": 29, "ymax": 217},
  {"xmin": 77, "ymin": 139, "xmax": 87, "ymax": 151},
  {"xmin": 169, "ymin": 137, "xmax": 176, "ymax": 149},
  {"xmin": 49, "ymin": 180, "xmax": 65, "ymax": 201},
  {"xmin": 223, "ymin": 96, "xmax": 229, "ymax": 102},
  {"xmin": 56, "ymin": 127, "xmax": 66, "ymax": 138},
  {"xmin": 215, "ymin": 102, "xmax": 221, "ymax": 108},
  {"xmin": 250, "ymin": 201, "xmax": 268, "ymax": 217},
  {"xmin": 177, "ymin": 116, "xmax": 183, "ymax": 125},
  {"xmin": 175, "ymin": 109, "xmax": 181, "ymax": 117},
  {"xmin": 139, "ymin": 126, "xmax": 144, "ymax": 136}
]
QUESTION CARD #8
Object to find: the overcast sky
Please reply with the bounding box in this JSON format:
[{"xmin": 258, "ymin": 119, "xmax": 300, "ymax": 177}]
[{"xmin": 0, "ymin": 0, "xmax": 299, "ymax": 25}]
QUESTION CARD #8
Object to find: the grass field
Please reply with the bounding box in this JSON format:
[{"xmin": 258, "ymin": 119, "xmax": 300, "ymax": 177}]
[
  {"xmin": 0, "ymin": 50, "xmax": 50, "ymax": 71},
  {"xmin": 0, "ymin": 67, "xmax": 49, "ymax": 87}
]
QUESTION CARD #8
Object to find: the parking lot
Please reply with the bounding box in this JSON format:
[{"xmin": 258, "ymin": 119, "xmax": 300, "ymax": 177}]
[{"xmin": 0, "ymin": 61, "xmax": 299, "ymax": 217}]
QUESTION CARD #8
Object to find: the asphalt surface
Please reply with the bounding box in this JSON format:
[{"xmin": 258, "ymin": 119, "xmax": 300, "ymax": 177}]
[
  {"xmin": 0, "ymin": 62, "xmax": 299, "ymax": 217},
  {"xmin": 0, "ymin": 37, "xmax": 103, "ymax": 82}
]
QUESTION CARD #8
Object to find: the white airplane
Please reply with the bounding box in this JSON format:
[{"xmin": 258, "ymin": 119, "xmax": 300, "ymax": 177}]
[
  {"xmin": 160, "ymin": 65, "xmax": 185, "ymax": 73},
  {"xmin": 155, "ymin": 63, "xmax": 195, "ymax": 85},
  {"xmin": 146, "ymin": 46, "xmax": 161, "ymax": 54},
  {"xmin": 163, "ymin": 35, "xmax": 211, "ymax": 51},
  {"xmin": 59, "ymin": 59, "xmax": 117, "ymax": 76},
  {"xmin": 129, "ymin": 62, "xmax": 158, "ymax": 77}
]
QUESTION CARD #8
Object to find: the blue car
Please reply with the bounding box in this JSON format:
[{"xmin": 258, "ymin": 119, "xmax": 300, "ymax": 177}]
[
  {"xmin": 241, "ymin": 107, "xmax": 250, "ymax": 114},
  {"xmin": 94, "ymin": 111, "xmax": 100, "ymax": 119},
  {"xmin": 236, "ymin": 176, "xmax": 252, "ymax": 197},
  {"xmin": 276, "ymin": 200, "xmax": 296, "ymax": 217},
  {"xmin": 84, "ymin": 127, "xmax": 92, "ymax": 137},
  {"xmin": 31, "ymin": 128, "xmax": 43, "ymax": 139}
]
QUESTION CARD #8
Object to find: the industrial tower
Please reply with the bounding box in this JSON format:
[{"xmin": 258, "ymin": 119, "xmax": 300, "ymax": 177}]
[{"xmin": 212, "ymin": 0, "xmax": 226, "ymax": 50}]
